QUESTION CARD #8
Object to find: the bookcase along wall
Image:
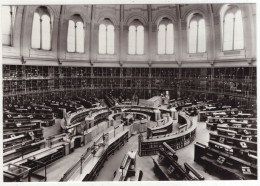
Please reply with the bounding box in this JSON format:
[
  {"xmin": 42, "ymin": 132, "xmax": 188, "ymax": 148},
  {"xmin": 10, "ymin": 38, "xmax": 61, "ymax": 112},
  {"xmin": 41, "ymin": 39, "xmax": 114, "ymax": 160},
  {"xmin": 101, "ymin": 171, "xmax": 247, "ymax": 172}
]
[{"xmin": 3, "ymin": 65, "xmax": 256, "ymax": 111}]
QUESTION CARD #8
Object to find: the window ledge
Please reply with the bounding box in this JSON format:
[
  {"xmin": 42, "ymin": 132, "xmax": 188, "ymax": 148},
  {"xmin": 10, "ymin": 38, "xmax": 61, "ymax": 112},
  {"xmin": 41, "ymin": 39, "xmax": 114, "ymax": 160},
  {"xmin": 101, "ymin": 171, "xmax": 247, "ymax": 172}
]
[
  {"xmin": 218, "ymin": 50, "xmax": 245, "ymax": 59},
  {"xmin": 187, "ymin": 52, "xmax": 208, "ymax": 60},
  {"xmin": 126, "ymin": 54, "xmax": 146, "ymax": 61},
  {"xmin": 65, "ymin": 52, "xmax": 87, "ymax": 59},
  {"xmin": 222, "ymin": 49, "xmax": 245, "ymax": 55},
  {"xmin": 156, "ymin": 54, "xmax": 175, "ymax": 56},
  {"xmin": 96, "ymin": 54, "xmax": 118, "ymax": 60},
  {"xmin": 189, "ymin": 52, "xmax": 206, "ymax": 57},
  {"xmin": 155, "ymin": 54, "xmax": 176, "ymax": 61},
  {"xmin": 97, "ymin": 53, "xmax": 116, "ymax": 56},
  {"xmin": 66, "ymin": 51, "xmax": 85, "ymax": 54},
  {"xmin": 2, "ymin": 45, "xmax": 13, "ymax": 48},
  {"xmin": 2, "ymin": 45, "xmax": 16, "ymax": 55},
  {"xmin": 29, "ymin": 48, "xmax": 54, "ymax": 58}
]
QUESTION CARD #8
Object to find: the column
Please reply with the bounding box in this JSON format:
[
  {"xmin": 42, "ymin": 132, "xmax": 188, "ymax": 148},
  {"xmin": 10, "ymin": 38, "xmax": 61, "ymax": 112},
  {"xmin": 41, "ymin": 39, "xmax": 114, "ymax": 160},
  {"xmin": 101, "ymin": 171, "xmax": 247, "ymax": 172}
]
[
  {"xmin": 208, "ymin": 4, "xmax": 216, "ymax": 60},
  {"xmin": 119, "ymin": 5, "xmax": 124, "ymax": 65},
  {"xmin": 177, "ymin": 5, "xmax": 182, "ymax": 64},
  {"xmin": 148, "ymin": 5, "xmax": 152, "ymax": 65},
  {"xmin": 89, "ymin": 5, "xmax": 95, "ymax": 64}
]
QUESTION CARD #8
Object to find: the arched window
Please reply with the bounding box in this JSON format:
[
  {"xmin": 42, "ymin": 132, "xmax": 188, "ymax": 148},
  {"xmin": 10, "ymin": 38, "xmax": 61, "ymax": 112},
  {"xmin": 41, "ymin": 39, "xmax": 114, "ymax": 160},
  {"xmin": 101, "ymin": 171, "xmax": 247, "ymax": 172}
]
[
  {"xmin": 188, "ymin": 14, "xmax": 206, "ymax": 53},
  {"xmin": 158, "ymin": 18, "xmax": 174, "ymax": 54},
  {"xmin": 31, "ymin": 6, "xmax": 52, "ymax": 50},
  {"xmin": 98, "ymin": 19, "xmax": 114, "ymax": 54},
  {"xmin": 128, "ymin": 26, "xmax": 136, "ymax": 54},
  {"xmin": 2, "ymin": 6, "xmax": 16, "ymax": 46},
  {"xmin": 136, "ymin": 26, "xmax": 144, "ymax": 54},
  {"xmin": 67, "ymin": 20, "xmax": 76, "ymax": 52},
  {"xmin": 128, "ymin": 20, "xmax": 144, "ymax": 55},
  {"xmin": 223, "ymin": 7, "xmax": 244, "ymax": 51},
  {"xmin": 67, "ymin": 15, "xmax": 84, "ymax": 53}
]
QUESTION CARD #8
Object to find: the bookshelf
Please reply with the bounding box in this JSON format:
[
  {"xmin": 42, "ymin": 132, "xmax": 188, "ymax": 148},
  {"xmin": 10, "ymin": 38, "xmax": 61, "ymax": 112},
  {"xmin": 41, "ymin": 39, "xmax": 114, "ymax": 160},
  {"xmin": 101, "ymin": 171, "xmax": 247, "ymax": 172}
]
[
  {"xmin": 139, "ymin": 113, "xmax": 196, "ymax": 156},
  {"xmin": 195, "ymin": 107, "xmax": 257, "ymax": 180},
  {"xmin": 209, "ymin": 132, "xmax": 257, "ymax": 152},
  {"xmin": 153, "ymin": 142, "xmax": 204, "ymax": 180},
  {"xmin": 206, "ymin": 116, "xmax": 257, "ymax": 131},
  {"xmin": 82, "ymin": 130, "xmax": 129, "ymax": 181},
  {"xmin": 3, "ymin": 65, "xmax": 256, "ymax": 110},
  {"xmin": 147, "ymin": 117, "xmax": 173, "ymax": 138},
  {"xmin": 194, "ymin": 142, "xmax": 257, "ymax": 180}
]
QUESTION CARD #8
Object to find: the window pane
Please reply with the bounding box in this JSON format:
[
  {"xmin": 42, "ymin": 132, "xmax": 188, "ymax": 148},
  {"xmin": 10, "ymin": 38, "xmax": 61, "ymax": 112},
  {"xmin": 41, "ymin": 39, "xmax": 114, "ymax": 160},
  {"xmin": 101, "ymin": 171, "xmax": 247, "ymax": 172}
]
[
  {"xmin": 107, "ymin": 25, "xmax": 114, "ymax": 54},
  {"xmin": 67, "ymin": 20, "xmax": 76, "ymax": 52},
  {"xmin": 223, "ymin": 13, "xmax": 234, "ymax": 51},
  {"xmin": 76, "ymin": 21, "xmax": 84, "ymax": 53},
  {"xmin": 99, "ymin": 24, "xmax": 106, "ymax": 54},
  {"xmin": 42, "ymin": 15, "xmax": 51, "ymax": 50},
  {"xmin": 166, "ymin": 24, "xmax": 174, "ymax": 54},
  {"xmin": 136, "ymin": 25, "xmax": 144, "ymax": 54},
  {"xmin": 128, "ymin": 26, "xmax": 136, "ymax": 54},
  {"xmin": 2, "ymin": 6, "xmax": 12, "ymax": 45},
  {"xmin": 234, "ymin": 10, "xmax": 244, "ymax": 50},
  {"xmin": 189, "ymin": 21, "xmax": 197, "ymax": 53},
  {"xmin": 158, "ymin": 25, "xmax": 166, "ymax": 54},
  {"xmin": 12, "ymin": 6, "xmax": 16, "ymax": 25},
  {"xmin": 198, "ymin": 19, "xmax": 206, "ymax": 53},
  {"xmin": 67, "ymin": 20, "xmax": 75, "ymax": 52},
  {"xmin": 31, "ymin": 13, "xmax": 41, "ymax": 49}
]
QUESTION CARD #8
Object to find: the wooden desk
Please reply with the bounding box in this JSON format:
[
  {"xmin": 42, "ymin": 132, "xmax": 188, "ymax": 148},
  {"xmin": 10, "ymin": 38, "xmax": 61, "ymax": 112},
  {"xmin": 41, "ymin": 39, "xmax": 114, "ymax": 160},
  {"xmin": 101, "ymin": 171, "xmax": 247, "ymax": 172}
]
[
  {"xmin": 147, "ymin": 117, "xmax": 172, "ymax": 138},
  {"xmin": 3, "ymin": 135, "xmax": 25, "ymax": 143},
  {"xmin": 139, "ymin": 112, "xmax": 196, "ymax": 156},
  {"xmin": 66, "ymin": 130, "xmax": 129, "ymax": 181},
  {"xmin": 143, "ymin": 114, "xmax": 194, "ymax": 142},
  {"xmin": 85, "ymin": 108, "xmax": 111, "ymax": 128},
  {"xmin": 152, "ymin": 129, "xmax": 168, "ymax": 135},
  {"xmin": 31, "ymin": 146, "xmax": 63, "ymax": 160},
  {"xmin": 62, "ymin": 107, "xmax": 107, "ymax": 129},
  {"xmin": 201, "ymin": 156, "xmax": 257, "ymax": 180},
  {"xmin": 113, "ymin": 158, "xmax": 131, "ymax": 181},
  {"xmin": 113, "ymin": 151, "xmax": 136, "ymax": 181},
  {"xmin": 153, "ymin": 158, "xmax": 172, "ymax": 180},
  {"xmin": 3, "ymin": 142, "xmax": 66, "ymax": 166},
  {"xmin": 209, "ymin": 132, "xmax": 257, "ymax": 151}
]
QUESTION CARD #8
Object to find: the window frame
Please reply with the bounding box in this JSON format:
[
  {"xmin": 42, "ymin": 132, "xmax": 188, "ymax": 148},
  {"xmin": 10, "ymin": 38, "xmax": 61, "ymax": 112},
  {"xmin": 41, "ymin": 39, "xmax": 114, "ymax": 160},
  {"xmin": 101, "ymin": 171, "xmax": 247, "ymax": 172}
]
[
  {"xmin": 157, "ymin": 18, "xmax": 174, "ymax": 55},
  {"xmin": 67, "ymin": 14, "xmax": 85, "ymax": 53},
  {"xmin": 98, "ymin": 19, "xmax": 115, "ymax": 55},
  {"xmin": 188, "ymin": 14, "xmax": 206, "ymax": 54},
  {"xmin": 128, "ymin": 20, "xmax": 144, "ymax": 55},
  {"xmin": 2, "ymin": 5, "xmax": 16, "ymax": 46},
  {"xmin": 222, "ymin": 7, "xmax": 244, "ymax": 51},
  {"xmin": 31, "ymin": 6, "xmax": 53, "ymax": 51}
]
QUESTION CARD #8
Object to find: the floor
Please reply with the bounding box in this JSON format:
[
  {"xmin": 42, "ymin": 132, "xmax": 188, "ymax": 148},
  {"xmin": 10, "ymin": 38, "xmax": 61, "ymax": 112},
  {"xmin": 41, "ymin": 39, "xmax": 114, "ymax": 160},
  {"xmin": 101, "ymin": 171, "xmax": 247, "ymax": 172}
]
[
  {"xmin": 95, "ymin": 115, "xmax": 221, "ymax": 181},
  {"xmin": 36, "ymin": 108, "xmax": 221, "ymax": 181},
  {"xmin": 41, "ymin": 119, "xmax": 62, "ymax": 138},
  {"xmin": 95, "ymin": 134, "xmax": 158, "ymax": 181},
  {"xmin": 33, "ymin": 121, "xmax": 113, "ymax": 181},
  {"xmin": 174, "ymin": 116, "xmax": 220, "ymax": 180}
]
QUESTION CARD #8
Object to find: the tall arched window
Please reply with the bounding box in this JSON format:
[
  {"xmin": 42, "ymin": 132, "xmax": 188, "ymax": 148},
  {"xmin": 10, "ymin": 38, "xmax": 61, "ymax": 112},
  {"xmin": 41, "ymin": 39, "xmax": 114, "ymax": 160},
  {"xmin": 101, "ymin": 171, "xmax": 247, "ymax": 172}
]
[
  {"xmin": 128, "ymin": 20, "xmax": 144, "ymax": 55},
  {"xmin": 67, "ymin": 14, "xmax": 84, "ymax": 53},
  {"xmin": 223, "ymin": 7, "xmax": 244, "ymax": 51},
  {"xmin": 31, "ymin": 6, "xmax": 52, "ymax": 50},
  {"xmin": 2, "ymin": 6, "xmax": 16, "ymax": 46},
  {"xmin": 128, "ymin": 26, "xmax": 136, "ymax": 55},
  {"xmin": 188, "ymin": 14, "xmax": 206, "ymax": 53},
  {"xmin": 98, "ymin": 19, "xmax": 114, "ymax": 54},
  {"xmin": 158, "ymin": 18, "xmax": 174, "ymax": 54}
]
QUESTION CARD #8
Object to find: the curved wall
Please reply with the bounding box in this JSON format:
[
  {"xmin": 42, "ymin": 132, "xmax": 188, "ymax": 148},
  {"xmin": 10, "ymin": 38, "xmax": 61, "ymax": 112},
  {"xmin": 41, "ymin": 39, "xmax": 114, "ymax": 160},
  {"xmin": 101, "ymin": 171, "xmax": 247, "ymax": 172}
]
[
  {"xmin": 2, "ymin": 4, "xmax": 256, "ymax": 68},
  {"xmin": 139, "ymin": 113, "xmax": 196, "ymax": 156}
]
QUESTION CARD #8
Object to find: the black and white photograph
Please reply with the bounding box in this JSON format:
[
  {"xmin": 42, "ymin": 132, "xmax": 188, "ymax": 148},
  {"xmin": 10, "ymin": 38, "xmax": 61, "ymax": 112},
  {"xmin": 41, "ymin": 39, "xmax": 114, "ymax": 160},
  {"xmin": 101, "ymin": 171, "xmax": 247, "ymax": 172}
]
[{"xmin": 0, "ymin": 0, "xmax": 258, "ymax": 183}]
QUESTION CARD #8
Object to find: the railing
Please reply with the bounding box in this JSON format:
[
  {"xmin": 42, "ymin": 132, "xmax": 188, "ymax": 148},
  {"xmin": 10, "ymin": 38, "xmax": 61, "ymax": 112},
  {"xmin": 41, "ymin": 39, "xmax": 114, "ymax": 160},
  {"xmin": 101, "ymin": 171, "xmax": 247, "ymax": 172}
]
[{"xmin": 60, "ymin": 147, "xmax": 91, "ymax": 181}]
